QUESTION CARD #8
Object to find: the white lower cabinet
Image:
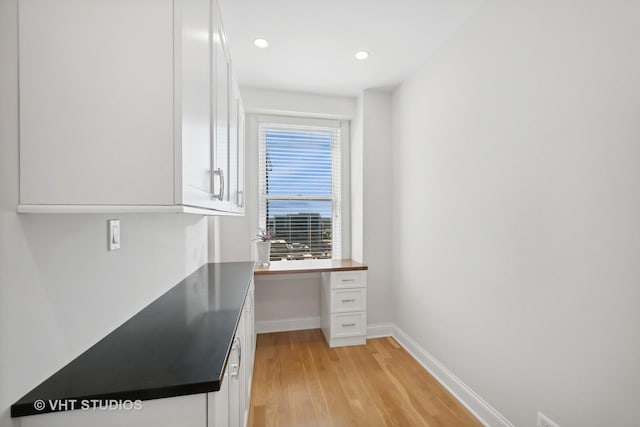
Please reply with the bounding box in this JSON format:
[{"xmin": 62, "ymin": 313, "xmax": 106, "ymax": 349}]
[
  {"xmin": 205, "ymin": 283, "xmax": 255, "ymax": 427},
  {"xmin": 208, "ymin": 370, "xmax": 229, "ymax": 427},
  {"xmin": 238, "ymin": 279, "xmax": 255, "ymax": 426},
  {"xmin": 228, "ymin": 318, "xmax": 243, "ymax": 426},
  {"xmin": 244, "ymin": 280, "xmax": 255, "ymax": 420},
  {"xmin": 207, "ymin": 279, "xmax": 256, "ymax": 427},
  {"xmin": 208, "ymin": 278, "xmax": 255, "ymax": 427},
  {"xmin": 320, "ymin": 270, "xmax": 368, "ymax": 347},
  {"xmin": 19, "ymin": 281, "xmax": 256, "ymax": 427}
]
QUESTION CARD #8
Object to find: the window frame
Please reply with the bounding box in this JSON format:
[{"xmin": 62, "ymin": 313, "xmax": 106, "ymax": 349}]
[{"xmin": 256, "ymin": 114, "xmax": 350, "ymax": 260}]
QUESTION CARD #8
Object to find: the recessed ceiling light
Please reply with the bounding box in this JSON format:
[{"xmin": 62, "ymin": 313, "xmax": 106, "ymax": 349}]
[
  {"xmin": 254, "ymin": 38, "xmax": 270, "ymax": 48},
  {"xmin": 355, "ymin": 50, "xmax": 369, "ymax": 60}
]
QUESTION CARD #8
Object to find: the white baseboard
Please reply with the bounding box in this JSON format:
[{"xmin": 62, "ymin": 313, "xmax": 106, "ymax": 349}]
[
  {"xmin": 256, "ymin": 316, "xmax": 320, "ymax": 334},
  {"xmin": 392, "ymin": 326, "xmax": 513, "ymax": 427},
  {"xmin": 367, "ymin": 322, "xmax": 394, "ymax": 338},
  {"xmin": 256, "ymin": 319, "xmax": 394, "ymax": 337}
]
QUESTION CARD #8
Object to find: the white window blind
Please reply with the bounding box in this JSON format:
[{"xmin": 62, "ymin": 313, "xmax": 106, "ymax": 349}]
[{"xmin": 258, "ymin": 117, "xmax": 342, "ymax": 261}]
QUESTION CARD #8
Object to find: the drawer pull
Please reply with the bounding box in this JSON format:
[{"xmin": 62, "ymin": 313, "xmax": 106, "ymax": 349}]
[
  {"xmin": 341, "ymin": 298, "xmax": 356, "ymax": 303},
  {"xmin": 342, "ymin": 322, "xmax": 357, "ymax": 327},
  {"xmin": 341, "ymin": 278, "xmax": 356, "ymax": 282}
]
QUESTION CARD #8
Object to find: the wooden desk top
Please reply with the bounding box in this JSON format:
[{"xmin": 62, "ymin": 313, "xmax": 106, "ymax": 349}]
[{"xmin": 254, "ymin": 259, "xmax": 368, "ymax": 276}]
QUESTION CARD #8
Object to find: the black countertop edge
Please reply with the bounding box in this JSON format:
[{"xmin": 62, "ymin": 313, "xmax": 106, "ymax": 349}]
[{"xmin": 11, "ymin": 261, "xmax": 255, "ymax": 418}]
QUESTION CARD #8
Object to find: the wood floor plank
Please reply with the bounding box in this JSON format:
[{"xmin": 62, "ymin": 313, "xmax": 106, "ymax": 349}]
[{"xmin": 248, "ymin": 330, "xmax": 481, "ymax": 427}]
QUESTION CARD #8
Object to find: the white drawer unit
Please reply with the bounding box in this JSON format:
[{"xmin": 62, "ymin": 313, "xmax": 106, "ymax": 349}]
[
  {"xmin": 331, "ymin": 288, "xmax": 367, "ymax": 313},
  {"xmin": 331, "ymin": 312, "xmax": 367, "ymax": 337},
  {"xmin": 320, "ymin": 269, "xmax": 368, "ymax": 348},
  {"xmin": 327, "ymin": 270, "xmax": 367, "ymax": 289}
]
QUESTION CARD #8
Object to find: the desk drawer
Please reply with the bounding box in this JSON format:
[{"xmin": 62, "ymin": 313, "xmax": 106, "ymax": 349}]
[
  {"xmin": 331, "ymin": 288, "xmax": 366, "ymax": 313},
  {"xmin": 331, "ymin": 312, "xmax": 366, "ymax": 338},
  {"xmin": 327, "ymin": 270, "xmax": 367, "ymax": 289}
]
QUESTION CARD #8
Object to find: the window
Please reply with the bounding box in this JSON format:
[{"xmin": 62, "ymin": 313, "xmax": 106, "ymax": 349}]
[{"xmin": 258, "ymin": 116, "xmax": 343, "ymax": 261}]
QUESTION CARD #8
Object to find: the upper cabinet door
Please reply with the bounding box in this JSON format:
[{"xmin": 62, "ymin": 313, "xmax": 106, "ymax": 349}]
[
  {"xmin": 237, "ymin": 96, "xmax": 246, "ymax": 212},
  {"xmin": 19, "ymin": 0, "xmax": 175, "ymax": 206},
  {"xmin": 228, "ymin": 80, "xmax": 240, "ymax": 212},
  {"xmin": 180, "ymin": 0, "xmax": 214, "ymax": 206},
  {"xmin": 213, "ymin": 9, "xmax": 231, "ymax": 211}
]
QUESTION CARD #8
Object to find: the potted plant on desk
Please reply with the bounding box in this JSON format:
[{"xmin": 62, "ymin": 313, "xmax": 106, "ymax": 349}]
[{"xmin": 255, "ymin": 228, "xmax": 276, "ymax": 266}]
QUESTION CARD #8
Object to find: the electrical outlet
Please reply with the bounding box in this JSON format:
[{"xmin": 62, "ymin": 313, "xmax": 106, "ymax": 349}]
[
  {"xmin": 537, "ymin": 412, "xmax": 560, "ymax": 427},
  {"xmin": 108, "ymin": 219, "xmax": 121, "ymax": 251}
]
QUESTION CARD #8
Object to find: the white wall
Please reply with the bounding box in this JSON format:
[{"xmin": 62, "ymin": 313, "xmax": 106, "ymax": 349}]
[
  {"xmin": 239, "ymin": 86, "xmax": 356, "ymax": 119},
  {"xmin": 361, "ymin": 91, "xmax": 393, "ymax": 325},
  {"xmin": 391, "ymin": 1, "xmax": 640, "ymax": 426},
  {"xmin": 350, "ymin": 95, "xmax": 364, "ymax": 262},
  {"xmin": 253, "ymin": 273, "xmax": 323, "ymax": 332},
  {"xmin": 0, "ymin": 2, "xmax": 208, "ymax": 426}
]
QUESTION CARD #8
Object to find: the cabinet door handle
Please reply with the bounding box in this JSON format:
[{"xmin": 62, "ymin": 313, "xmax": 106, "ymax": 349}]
[
  {"xmin": 341, "ymin": 278, "xmax": 356, "ymax": 282},
  {"xmin": 219, "ymin": 169, "xmax": 225, "ymax": 201},
  {"xmin": 238, "ymin": 190, "xmax": 244, "ymax": 207},
  {"xmin": 230, "ymin": 336, "xmax": 241, "ymax": 378},
  {"xmin": 213, "ymin": 168, "xmax": 224, "ymax": 201},
  {"xmin": 342, "ymin": 323, "xmax": 356, "ymax": 327},
  {"xmin": 341, "ymin": 298, "xmax": 356, "ymax": 303}
]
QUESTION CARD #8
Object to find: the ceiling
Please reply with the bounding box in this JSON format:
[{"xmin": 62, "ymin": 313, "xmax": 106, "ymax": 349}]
[{"xmin": 218, "ymin": 0, "xmax": 482, "ymax": 96}]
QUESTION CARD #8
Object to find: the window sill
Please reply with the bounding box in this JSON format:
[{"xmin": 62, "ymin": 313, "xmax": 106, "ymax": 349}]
[{"xmin": 253, "ymin": 259, "xmax": 367, "ymax": 276}]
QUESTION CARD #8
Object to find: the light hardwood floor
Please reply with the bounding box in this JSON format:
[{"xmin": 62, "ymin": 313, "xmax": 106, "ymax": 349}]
[{"xmin": 248, "ymin": 329, "xmax": 482, "ymax": 427}]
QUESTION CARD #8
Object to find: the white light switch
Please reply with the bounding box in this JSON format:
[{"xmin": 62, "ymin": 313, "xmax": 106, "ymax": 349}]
[{"xmin": 108, "ymin": 219, "xmax": 121, "ymax": 251}]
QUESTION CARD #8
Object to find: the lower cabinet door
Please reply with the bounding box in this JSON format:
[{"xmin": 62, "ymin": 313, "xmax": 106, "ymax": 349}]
[
  {"xmin": 228, "ymin": 338, "xmax": 240, "ymax": 427},
  {"xmin": 17, "ymin": 394, "xmax": 206, "ymax": 427},
  {"xmin": 228, "ymin": 308, "xmax": 245, "ymax": 426},
  {"xmin": 244, "ymin": 280, "xmax": 255, "ymax": 418},
  {"xmin": 239, "ymin": 306, "xmax": 249, "ymax": 427},
  {"xmin": 208, "ymin": 370, "xmax": 229, "ymax": 427}
]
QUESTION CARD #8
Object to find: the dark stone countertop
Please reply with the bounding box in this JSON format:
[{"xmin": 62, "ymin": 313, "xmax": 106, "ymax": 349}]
[{"xmin": 11, "ymin": 261, "xmax": 255, "ymax": 417}]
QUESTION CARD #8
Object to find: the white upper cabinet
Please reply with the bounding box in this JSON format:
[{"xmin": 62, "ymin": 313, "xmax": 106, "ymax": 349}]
[
  {"xmin": 226, "ymin": 78, "xmax": 244, "ymax": 214},
  {"xmin": 181, "ymin": 0, "xmax": 214, "ymax": 206},
  {"xmin": 212, "ymin": 9, "xmax": 231, "ymax": 212},
  {"xmin": 17, "ymin": 0, "xmax": 244, "ymax": 215},
  {"xmin": 237, "ymin": 96, "xmax": 246, "ymax": 210}
]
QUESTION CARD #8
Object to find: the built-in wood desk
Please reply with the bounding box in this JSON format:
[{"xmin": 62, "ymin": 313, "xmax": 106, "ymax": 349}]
[
  {"xmin": 254, "ymin": 259, "xmax": 368, "ymax": 347},
  {"xmin": 253, "ymin": 259, "xmax": 368, "ymax": 276}
]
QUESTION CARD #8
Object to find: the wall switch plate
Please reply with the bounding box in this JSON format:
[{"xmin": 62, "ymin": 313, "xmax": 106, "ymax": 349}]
[
  {"xmin": 108, "ymin": 219, "xmax": 120, "ymax": 251},
  {"xmin": 537, "ymin": 412, "xmax": 560, "ymax": 427}
]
